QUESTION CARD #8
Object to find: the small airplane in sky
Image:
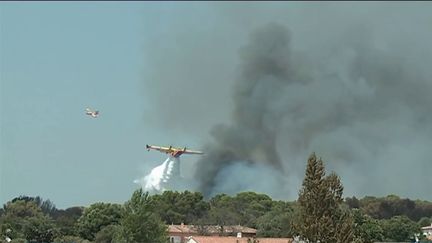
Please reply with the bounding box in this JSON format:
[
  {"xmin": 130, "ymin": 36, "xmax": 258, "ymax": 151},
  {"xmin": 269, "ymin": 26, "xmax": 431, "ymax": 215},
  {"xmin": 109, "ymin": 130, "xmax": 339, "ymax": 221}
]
[
  {"xmin": 146, "ymin": 144, "xmax": 204, "ymax": 158},
  {"xmin": 85, "ymin": 108, "xmax": 99, "ymax": 118}
]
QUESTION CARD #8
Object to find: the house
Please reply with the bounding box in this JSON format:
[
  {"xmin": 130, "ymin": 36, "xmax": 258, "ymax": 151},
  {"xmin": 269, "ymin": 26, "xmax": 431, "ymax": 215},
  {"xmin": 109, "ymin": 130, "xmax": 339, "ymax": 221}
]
[
  {"xmin": 167, "ymin": 224, "xmax": 257, "ymax": 243},
  {"xmin": 421, "ymin": 224, "xmax": 432, "ymax": 240},
  {"xmin": 185, "ymin": 236, "xmax": 293, "ymax": 243}
]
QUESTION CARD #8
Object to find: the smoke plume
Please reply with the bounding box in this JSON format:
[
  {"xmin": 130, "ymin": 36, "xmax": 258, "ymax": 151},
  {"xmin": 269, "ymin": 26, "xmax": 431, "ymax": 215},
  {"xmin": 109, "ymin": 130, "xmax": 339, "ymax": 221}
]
[
  {"xmin": 142, "ymin": 3, "xmax": 432, "ymax": 200},
  {"xmin": 194, "ymin": 23, "xmax": 305, "ymax": 197},
  {"xmin": 194, "ymin": 21, "xmax": 432, "ymax": 199}
]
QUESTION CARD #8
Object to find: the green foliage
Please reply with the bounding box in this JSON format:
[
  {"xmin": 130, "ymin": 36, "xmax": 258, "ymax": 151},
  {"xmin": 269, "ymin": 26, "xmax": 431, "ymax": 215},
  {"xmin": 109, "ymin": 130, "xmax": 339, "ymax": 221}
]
[
  {"xmin": 76, "ymin": 203, "xmax": 123, "ymax": 241},
  {"xmin": 10, "ymin": 239, "xmax": 26, "ymax": 243},
  {"xmin": 53, "ymin": 235, "xmax": 92, "ymax": 243},
  {"xmin": 52, "ymin": 207, "xmax": 83, "ymax": 237},
  {"xmin": 121, "ymin": 189, "xmax": 168, "ymax": 243},
  {"xmin": 352, "ymin": 209, "xmax": 384, "ymax": 243},
  {"xmin": 234, "ymin": 192, "xmax": 273, "ymax": 228},
  {"xmin": 150, "ymin": 190, "xmax": 209, "ymax": 224},
  {"xmin": 351, "ymin": 195, "xmax": 432, "ymax": 221},
  {"xmin": 380, "ymin": 215, "xmax": 421, "ymax": 242},
  {"xmin": 0, "ymin": 199, "xmax": 58, "ymax": 242},
  {"xmin": 255, "ymin": 201, "xmax": 294, "ymax": 238},
  {"xmin": 419, "ymin": 217, "xmax": 432, "ymax": 227},
  {"xmin": 345, "ymin": 196, "xmax": 360, "ymax": 209},
  {"xmin": 294, "ymin": 153, "xmax": 354, "ymax": 243},
  {"xmin": 22, "ymin": 215, "xmax": 58, "ymax": 243},
  {"xmin": 2, "ymin": 200, "xmax": 44, "ymax": 219},
  {"xmin": 204, "ymin": 192, "xmax": 275, "ymax": 228},
  {"xmin": 206, "ymin": 194, "xmax": 239, "ymax": 226},
  {"xmin": 94, "ymin": 224, "xmax": 126, "ymax": 243},
  {"xmin": 11, "ymin": 196, "xmax": 57, "ymax": 216},
  {"xmin": 2, "ymin": 187, "xmax": 432, "ymax": 243}
]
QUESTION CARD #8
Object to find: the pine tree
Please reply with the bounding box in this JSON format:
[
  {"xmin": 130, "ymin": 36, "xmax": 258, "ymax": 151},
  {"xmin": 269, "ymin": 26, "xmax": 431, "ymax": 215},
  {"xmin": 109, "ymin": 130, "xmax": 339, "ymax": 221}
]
[
  {"xmin": 294, "ymin": 153, "xmax": 354, "ymax": 243},
  {"xmin": 121, "ymin": 189, "xmax": 168, "ymax": 243}
]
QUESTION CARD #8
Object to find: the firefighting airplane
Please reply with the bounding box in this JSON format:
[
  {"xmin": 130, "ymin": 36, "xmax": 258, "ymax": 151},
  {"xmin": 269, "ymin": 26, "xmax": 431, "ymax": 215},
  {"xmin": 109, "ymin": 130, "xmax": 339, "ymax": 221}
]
[
  {"xmin": 146, "ymin": 144, "xmax": 204, "ymax": 158},
  {"xmin": 85, "ymin": 108, "xmax": 99, "ymax": 118}
]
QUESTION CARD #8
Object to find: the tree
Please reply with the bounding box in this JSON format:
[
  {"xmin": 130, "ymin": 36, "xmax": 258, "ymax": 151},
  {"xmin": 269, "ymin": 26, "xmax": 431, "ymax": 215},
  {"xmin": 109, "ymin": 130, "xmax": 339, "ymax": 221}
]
[
  {"xmin": 11, "ymin": 196, "xmax": 57, "ymax": 217},
  {"xmin": 151, "ymin": 190, "xmax": 209, "ymax": 224},
  {"xmin": 256, "ymin": 210, "xmax": 293, "ymax": 237},
  {"xmin": 418, "ymin": 217, "xmax": 432, "ymax": 227},
  {"xmin": 380, "ymin": 215, "xmax": 420, "ymax": 242},
  {"xmin": 10, "ymin": 239, "xmax": 26, "ymax": 243},
  {"xmin": 357, "ymin": 196, "xmax": 432, "ymax": 221},
  {"xmin": 345, "ymin": 196, "xmax": 360, "ymax": 209},
  {"xmin": 94, "ymin": 224, "xmax": 126, "ymax": 243},
  {"xmin": 294, "ymin": 153, "xmax": 354, "ymax": 243},
  {"xmin": 0, "ymin": 199, "xmax": 58, "ymax": 242},
  {"xmin": 76, "ymin": 203, "xmax": 123, "ymax": 241},
  {"xmin": 23, "ymin": 215, "xmax": 58, "ymax": 243},
  {"xmin": 233, "ymin": 192, "xmax": 273, "ymax": 228},
  {"xmin": 206, "ymin": 194, "xmax": 240, "ymax": 227},
  {"xmin": 53, "ymin": 235, "xmax": 92, "ymax": 243},
  {"xmin": 352, "ymin": 209, "xmax": 384, "ymax": 243},
  {"xmin": 256, "ymin": 201, "xmax": 294, "ymax": 237},
  {"xmin": 203, "ymin": 192, "xmax": 275, "ymax": 229},
  {"xmin": 121, "ymin": 189, "xmax": 168, "ymax": 243},
  {"xmin": 52, "ymin": 206, "xmax": 83, "ymax": 237}
]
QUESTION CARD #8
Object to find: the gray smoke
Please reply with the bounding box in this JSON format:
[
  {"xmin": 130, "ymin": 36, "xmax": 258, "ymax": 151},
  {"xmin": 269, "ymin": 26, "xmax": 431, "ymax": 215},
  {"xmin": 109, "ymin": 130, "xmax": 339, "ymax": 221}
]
[
  {"xmin": 142, "ymin": 3, "xmax": 432, "ymax": 200},
  {"xmin": 195, "ymin": 22, "xmax": 432, "ymax": 198},
  {"xmin": 195, "ymin": 23, "xmax": 306, "ymax": 196}
]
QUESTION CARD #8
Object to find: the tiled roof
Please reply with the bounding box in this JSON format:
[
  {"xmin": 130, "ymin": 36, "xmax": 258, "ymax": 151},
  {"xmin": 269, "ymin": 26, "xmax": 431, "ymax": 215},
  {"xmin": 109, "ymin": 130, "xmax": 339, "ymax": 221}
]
[
  {"xmin": 167, "ymin": 225, "xmax": 183, "ymax": 233},
  {"xmin": 188, "ymin": 236, "xmax": 293, "ymax": 243}
]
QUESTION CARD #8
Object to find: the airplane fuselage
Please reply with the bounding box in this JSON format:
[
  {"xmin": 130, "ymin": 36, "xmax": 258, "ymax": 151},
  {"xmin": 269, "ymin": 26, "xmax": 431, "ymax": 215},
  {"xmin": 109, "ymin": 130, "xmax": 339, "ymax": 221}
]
[
  {"xmin": 85, "ymin": 109, "xmax": 99, "ymax": 118},
  {"xmin": 146, "ymin": 144, "xmax": 203, "ymax": 158}
]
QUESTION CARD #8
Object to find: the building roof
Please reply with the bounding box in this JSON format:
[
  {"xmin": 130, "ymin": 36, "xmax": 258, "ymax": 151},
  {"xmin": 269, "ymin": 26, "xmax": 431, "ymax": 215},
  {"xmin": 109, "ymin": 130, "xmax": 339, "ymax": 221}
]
[
  {"xmin": 187, "ymin": 236, "xmax": 293, "ymax": 243},
  {"xmin": 167, "ymin": 224, "xmax": 257, "ymax": 235},
  {"xmin": 421, "ymin": 224, "xmax": 432, "ymax": 230},
  {"xmin": 167, "ymin": 225, "xmax": 184, "ymax": 233}
]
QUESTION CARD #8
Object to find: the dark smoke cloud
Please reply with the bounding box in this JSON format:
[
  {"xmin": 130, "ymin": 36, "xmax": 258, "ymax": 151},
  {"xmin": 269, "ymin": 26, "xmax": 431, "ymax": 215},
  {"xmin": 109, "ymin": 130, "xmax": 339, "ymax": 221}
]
[
  {"xmin": 195, "ymin": 23, "xmax": 308, "ymax": 196},
  {"xmin": 194, "ymin": 22, "xmax": 432, "ymax": 198},
  {"xmin": 142, "ymin": 3, "xmax": 432, "ymax": 200}
]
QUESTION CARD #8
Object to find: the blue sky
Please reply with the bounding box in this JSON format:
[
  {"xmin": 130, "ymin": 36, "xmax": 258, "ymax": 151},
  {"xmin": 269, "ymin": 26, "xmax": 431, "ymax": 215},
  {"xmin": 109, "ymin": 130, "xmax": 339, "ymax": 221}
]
[
  {"xmin": 1, "ymin": 2, "xmax": 249, "ymax": 209},
  {"xmin": 2, "ymin": 2, "xmax": 432, "ymax": 209},
  {"xmin": 0, "ymin": 2, "xmax": 201, "ymax": 208}
]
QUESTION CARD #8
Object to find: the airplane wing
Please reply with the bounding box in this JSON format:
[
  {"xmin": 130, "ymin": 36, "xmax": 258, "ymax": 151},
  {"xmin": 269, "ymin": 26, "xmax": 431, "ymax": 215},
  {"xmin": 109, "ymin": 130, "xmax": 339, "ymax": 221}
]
[
  {"xmin": 146, "ymin": 144, "xmax": 204, "ymax": 157},
  {"xmin": 183, "ymin": 149, "xmax": 204, "ymax": 155},
  {"xmin": 146, "ymin": 144, "xmax": 172, "ymax": 153},
  {"xmin": 170, "ymin": 146, "xmax": 204, "ymax": 154}
]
